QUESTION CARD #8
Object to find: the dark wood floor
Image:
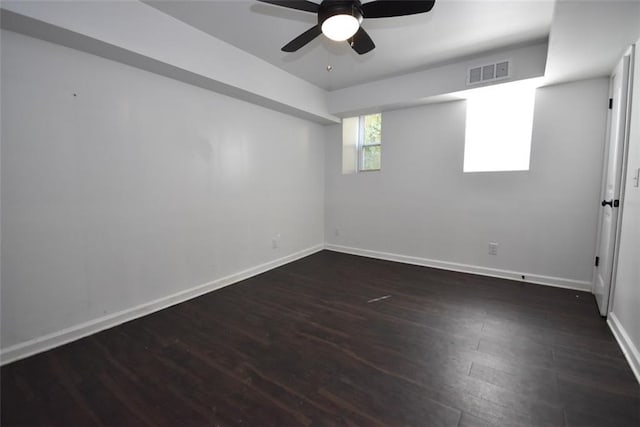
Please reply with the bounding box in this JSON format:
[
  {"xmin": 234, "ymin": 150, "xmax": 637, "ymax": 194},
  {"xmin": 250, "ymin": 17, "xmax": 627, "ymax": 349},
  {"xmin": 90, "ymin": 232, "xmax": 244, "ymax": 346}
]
[{"xmin": 2, "ymin": 251, "xmax": 639, "ymax": 426}]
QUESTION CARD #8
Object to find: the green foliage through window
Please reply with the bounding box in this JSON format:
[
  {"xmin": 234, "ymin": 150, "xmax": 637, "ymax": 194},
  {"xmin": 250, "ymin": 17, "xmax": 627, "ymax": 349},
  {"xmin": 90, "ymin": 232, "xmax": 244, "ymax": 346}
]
[
  {"xmin": 359, "ymin": 113, "xmax": 381, "ymax": 171},
  {"xmin": 363, "ymin": 114, "xmax": 382, "ymax": 145},
  {"xmin": 362, "ymin": 145, "xmax": 381, "ymax": 170}
]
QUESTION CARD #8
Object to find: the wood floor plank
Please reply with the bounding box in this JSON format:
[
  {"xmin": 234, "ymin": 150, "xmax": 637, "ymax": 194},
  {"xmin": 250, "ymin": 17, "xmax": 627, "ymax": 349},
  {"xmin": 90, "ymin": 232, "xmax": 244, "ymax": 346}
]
[
  {"xmin": 2, "ymin": 250, "xmax": 639, "ymax": 426},
  {"xmin": 558, "ymin": 377, "xmax": 640, "ymax": 426},
  {"xmin": 468, "ymin": 362, "xmax": 561, "ymax": 408}
]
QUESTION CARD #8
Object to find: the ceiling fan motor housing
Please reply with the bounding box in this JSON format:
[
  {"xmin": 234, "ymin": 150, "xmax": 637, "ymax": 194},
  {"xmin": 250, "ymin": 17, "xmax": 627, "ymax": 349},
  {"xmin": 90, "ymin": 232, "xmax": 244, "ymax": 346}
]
[{"xmin": 318, "ymin": 0, "xmax": 364, "ymax": 27}]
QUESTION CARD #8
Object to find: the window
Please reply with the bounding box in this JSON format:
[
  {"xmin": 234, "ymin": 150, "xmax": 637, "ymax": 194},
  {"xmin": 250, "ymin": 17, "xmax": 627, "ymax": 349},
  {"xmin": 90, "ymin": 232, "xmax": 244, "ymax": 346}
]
[
  {"xmin": 463, "ymin": 80, "xmax": 537, "ymax": 172},
  {"xmin": 360, "ymin": 113, "xmax": 381, "ymax": 171},
  {"xmin": 342, "ymin": 113, "xmax": 382, "ymax": 174}
]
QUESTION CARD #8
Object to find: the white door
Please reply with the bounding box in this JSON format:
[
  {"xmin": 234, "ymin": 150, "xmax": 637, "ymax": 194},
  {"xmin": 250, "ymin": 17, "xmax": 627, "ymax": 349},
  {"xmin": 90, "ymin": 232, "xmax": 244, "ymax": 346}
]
[{"xmin": 594, "ymin": 54, "xmax": 631, "ymax": 316}]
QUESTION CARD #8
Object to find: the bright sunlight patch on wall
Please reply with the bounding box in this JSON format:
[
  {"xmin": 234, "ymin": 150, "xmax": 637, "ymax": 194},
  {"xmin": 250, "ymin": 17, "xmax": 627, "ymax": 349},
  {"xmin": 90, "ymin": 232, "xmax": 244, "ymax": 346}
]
[{"xmin": 463, "ymin": 81, "xmax": 537, "ymax": 172}]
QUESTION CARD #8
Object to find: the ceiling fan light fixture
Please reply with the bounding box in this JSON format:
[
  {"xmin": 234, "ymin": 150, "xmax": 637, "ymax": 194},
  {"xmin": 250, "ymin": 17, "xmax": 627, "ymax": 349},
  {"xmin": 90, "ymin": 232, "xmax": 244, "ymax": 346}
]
[
  {"xmin": 321, "ymin": 14, "xmax": 359, "ymax": 41},
  {"xmin": 258, "ymin": 0, "xmax": 436, "ymax": 55}
]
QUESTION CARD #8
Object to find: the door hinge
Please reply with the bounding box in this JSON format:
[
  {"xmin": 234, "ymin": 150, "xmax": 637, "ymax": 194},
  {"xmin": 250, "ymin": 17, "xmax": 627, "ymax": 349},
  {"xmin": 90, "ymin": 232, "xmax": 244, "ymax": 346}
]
[
  {"xmin": 614, "ymin": 199, "xmax": 620, "ymax": 207},
  {"xmin": 609, "ymin": 98, "xmax": 613, "ymax": 109},
  {"xmin": 595, "ymin": 256, "xmax": 600, "ymax": 267}
]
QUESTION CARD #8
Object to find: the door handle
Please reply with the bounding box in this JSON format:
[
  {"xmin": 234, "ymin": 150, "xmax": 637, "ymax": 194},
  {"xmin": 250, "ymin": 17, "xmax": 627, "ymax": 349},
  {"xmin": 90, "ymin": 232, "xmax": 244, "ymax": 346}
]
[{"xmin": 601, "ymin": 199, "xmax": 619, "ymax": 207}]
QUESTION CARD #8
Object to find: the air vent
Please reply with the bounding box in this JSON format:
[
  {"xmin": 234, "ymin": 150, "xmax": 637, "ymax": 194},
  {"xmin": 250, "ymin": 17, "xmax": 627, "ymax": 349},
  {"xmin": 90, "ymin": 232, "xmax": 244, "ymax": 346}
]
[
  {"xmin": 496, "ymin": 61, "xmax": 509, "ymax": 78},
  {"xmin": 467, "ymin": 59, "xmax": 510, "ymax": 85},
  {"xmin": 469, "ymin": 67, "xmax": 482, "ymax": 84},
  {"xmin": 482, "ymin": 64, "xmax": 495, "ymax": 80}
]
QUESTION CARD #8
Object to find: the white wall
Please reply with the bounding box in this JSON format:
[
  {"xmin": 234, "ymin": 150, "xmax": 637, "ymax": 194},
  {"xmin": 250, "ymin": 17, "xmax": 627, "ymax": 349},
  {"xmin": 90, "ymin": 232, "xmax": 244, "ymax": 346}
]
[
  {"xmin": 328, "ymin": 42, "xmax": 548, "ymax": 117},
  {"xmin": 0, "ymin": 30, "xmax": 325, "ymax": 356},
  {"xmin": 609, "ymin": 40, "xmax": 640, "ymax": 381},
  {"xmin": 0, "ymin": 1, "xmax": 338, "ymax": 123},
  {"xmin": 325, "ymin": 78, "xmax": 609, "ymax": 288}
]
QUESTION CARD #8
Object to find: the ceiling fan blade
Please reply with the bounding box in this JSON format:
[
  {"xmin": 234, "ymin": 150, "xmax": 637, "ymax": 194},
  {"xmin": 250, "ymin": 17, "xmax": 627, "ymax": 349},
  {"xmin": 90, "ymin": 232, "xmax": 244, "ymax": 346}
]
[
  {"xmin": 349, "ymin": 27, "xmax": 375, "ymax": 55},
  {"xmin": 282, "ymin": 25, "xmax": 322, "ymax": 52},
  {"xmin": 257, "ymin": 0, "xmax": 319, "ymax": 13},
  {"xmin": 362, "ymin": 0, "xmax": 435, "ymax": 18}
]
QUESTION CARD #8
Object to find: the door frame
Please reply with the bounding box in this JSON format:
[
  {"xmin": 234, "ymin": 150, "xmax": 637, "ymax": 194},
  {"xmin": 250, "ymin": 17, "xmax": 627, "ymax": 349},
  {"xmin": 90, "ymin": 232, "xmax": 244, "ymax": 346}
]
[{"xmin": 593, "ymin": 45, "xmax": 636, "ymax": 316}]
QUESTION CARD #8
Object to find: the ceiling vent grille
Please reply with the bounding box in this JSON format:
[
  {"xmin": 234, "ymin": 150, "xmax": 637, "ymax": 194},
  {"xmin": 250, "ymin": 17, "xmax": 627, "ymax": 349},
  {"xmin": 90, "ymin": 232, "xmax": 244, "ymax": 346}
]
[{"xmin": 467, "ymin": 60, "xmax": 510, "ymax": 85}]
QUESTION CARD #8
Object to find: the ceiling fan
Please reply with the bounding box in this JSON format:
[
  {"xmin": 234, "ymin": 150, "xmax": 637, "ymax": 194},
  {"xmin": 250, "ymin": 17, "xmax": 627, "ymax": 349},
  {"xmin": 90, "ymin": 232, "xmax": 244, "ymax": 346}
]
[{"xmin": 257, "ymin": 0, "xmax": 436, "ymax": 55}]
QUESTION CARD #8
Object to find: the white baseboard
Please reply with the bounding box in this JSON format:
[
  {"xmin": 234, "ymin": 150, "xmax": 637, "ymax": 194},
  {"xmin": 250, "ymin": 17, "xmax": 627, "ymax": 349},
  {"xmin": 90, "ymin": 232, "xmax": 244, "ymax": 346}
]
[
  {"xmin": 607, "ymin": 312, "xmax": 640, "ymax": 384},
  {"xmin": 325, "ymin": 244, "xmax": 592, "ymax": 292},
  {"xmin": 0, "ymin": 244, "xmax": 324, "ymax": 366},
  {"xmin": 0, "ymin": 243, "xmax": 595, "ymax": 366}
]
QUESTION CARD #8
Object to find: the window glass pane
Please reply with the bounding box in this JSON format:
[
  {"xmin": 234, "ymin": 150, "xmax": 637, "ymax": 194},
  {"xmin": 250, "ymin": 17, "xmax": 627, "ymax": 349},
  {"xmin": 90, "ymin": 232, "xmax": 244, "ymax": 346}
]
[
  {"xmin": 362, "ymin": 145, "xmax": 381, "ymax": 170},
  {"xmin": 363, "ymin": 113, "xmax": 381, "ymax": 145}
]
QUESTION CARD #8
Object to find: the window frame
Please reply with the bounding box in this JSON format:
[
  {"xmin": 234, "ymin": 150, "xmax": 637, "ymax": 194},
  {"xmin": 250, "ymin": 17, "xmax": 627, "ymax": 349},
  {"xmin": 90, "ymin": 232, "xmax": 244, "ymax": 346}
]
[{"xmin": 357, "ymin": 113, "xmax": 382, "ymax": 172}]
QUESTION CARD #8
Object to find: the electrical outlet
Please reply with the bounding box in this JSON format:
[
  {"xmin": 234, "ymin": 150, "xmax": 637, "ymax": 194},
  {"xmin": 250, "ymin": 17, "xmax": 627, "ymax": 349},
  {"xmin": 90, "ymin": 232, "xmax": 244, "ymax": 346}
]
[
  {"xmin": 334, "ymin": 228, "xmax": 340, "ymax": 237},
  {"xmin": 272, "ymin": 238, "xmax": 278, "ymax": 249},
  {"xmin": 488, "ymin": 242, "xmax": 498, "ymax": 256}
]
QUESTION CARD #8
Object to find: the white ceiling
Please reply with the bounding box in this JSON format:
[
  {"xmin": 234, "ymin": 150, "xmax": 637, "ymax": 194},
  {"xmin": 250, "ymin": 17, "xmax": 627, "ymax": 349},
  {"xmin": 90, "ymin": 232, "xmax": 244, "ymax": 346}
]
[
  {"xmin": 544, "ymin": 0, "xmax": 640, "ymax": 85},
  {"xmin": 3, "ymin": 0, "xmax": 638, "ymax": 123},
  {"xmin": 146, "ymin": 0, "xmax": 555, "ymax": 90}
]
